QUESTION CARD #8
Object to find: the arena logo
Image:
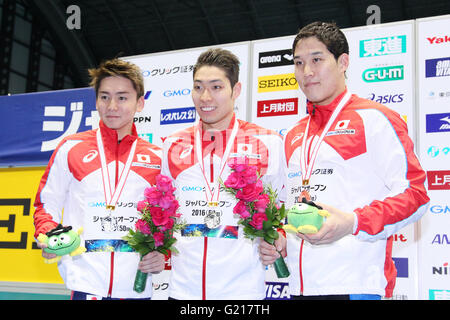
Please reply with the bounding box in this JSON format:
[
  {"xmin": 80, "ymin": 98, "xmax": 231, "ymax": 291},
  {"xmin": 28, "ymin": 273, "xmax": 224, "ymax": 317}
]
[
  {"xmin": 426, "ymin": 170, "xmax": 450, "ymax": 190},
  {"xmin": 160, "ymin": 106, "xmax": 196, "ymax": 125},
  {"xmin": 359, "ymin": 35, "xmax": 407, "ymax": 57},
  {"xmin": 426, "ymin": 35, "xmax": 450, "ymax": 44},
  {"xmin": 258, "ymin": 49, "xmax": 293, "ymax": 68},
  {"xmin": 258, "ymin": 73, "xmax": 298, "ymax": 93},
  {"xmin": 367, "ymin": 93, "xmax": 404, "ymax": 104},
  {"xmin": 425, "ymin": 57, "xmax": 450, "ymax": 77},
  {"xmin": 425, "ymin": 113, "xmax": 450, "ymax": 133},
  {"xmin": 362, "ymin": 66, "xmax": 404, "ymax": 82},
  {"xmin": 257, "ymin": 98, "xmax": 298, "ymax": 117}
]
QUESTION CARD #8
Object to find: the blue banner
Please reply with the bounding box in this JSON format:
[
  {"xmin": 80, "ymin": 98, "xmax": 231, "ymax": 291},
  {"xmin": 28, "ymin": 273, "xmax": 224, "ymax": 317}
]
[{"xmin": 0, "ymin": 88, "xmax": 97, "ymax": 167}]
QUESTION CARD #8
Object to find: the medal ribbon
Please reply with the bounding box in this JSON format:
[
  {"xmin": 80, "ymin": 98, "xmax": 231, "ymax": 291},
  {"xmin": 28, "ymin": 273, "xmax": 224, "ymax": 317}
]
[
  {"xmin": 195, "ymin": 117, "xmax": 239, "ymax": 205},
  {"xmin": 300, "ymin": 91, "xmax": 352, "ymax": 186},
  {"xmin": 96, "ymin": 129, "xmax": 137, "ymax": 210}
]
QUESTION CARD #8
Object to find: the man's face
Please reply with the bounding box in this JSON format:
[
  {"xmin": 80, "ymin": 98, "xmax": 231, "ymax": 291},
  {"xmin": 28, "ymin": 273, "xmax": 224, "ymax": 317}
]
[
  {"xmin": 293, "ymin": 36, "xmax": 348, "ymax": 106},
  {"xmin": 192, "ymin": 65, "xmax": 241, "ymax": 131},
  {"xmin": 96, "ymin": 76, "xmax": 144, "ymax": 140}
]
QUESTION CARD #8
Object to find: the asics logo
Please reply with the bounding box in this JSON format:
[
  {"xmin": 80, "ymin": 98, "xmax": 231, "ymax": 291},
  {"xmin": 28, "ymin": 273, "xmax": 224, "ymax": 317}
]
[{"xmin": 83, "ymin": 150, "xmax": 98, "ymax": 163}]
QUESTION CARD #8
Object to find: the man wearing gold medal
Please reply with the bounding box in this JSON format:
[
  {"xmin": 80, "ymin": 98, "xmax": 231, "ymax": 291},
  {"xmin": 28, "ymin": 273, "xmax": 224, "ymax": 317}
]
[
  {"xmin": 162, "ymin": 48, "xmax": 286, "ymax": 300},
  {"xmin": 34, "ymin": 59, "xmax": 165, "ymax": 299},
  {"xmin": 282, "ymin": 22, "xmax": 429, "ymax": 299}
]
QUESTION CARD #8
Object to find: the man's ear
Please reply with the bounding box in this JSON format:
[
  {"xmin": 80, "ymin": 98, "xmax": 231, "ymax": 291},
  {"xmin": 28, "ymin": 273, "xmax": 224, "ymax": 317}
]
[
  {"xmin": 337, "ymin": 53, "xmax": 349, "ymax": 74},
  {"xmin": 136, "ymin": 95, "xmax": 145, "ymax": 112},
  {"xmin": 232, "ymin": 81, "xmax": 242, "ymax": 100}
]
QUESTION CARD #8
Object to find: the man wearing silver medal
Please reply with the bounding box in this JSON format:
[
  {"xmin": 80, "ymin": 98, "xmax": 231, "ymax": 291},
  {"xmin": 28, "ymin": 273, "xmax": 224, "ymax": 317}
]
[
  {"xmin": 34, "ymin": 58, "xmax": 165, "ymax": 300},
  {"xmin": 162, "ymin": 48, "xmax": 286, "ymax": 300},
  {"xmin": 281, "ymin": 21, "xmax": 430, "ymax": 299}
]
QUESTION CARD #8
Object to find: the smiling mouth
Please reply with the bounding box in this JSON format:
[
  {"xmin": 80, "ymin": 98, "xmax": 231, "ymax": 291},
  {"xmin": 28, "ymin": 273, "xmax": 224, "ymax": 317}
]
[{"xmin": 200, "ymin": 106, "xmax": 216, "ymax": 112}]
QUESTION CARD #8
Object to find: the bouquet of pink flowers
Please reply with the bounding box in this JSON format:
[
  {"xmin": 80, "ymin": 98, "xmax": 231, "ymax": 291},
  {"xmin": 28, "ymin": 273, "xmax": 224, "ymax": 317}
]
[
  {"xmin": 123, "ymin": 174, "xmax": 185, "ymax": 293},
  {"xmin": 220, "ymin": 157, "xmax": 289, "ymax": 278}
]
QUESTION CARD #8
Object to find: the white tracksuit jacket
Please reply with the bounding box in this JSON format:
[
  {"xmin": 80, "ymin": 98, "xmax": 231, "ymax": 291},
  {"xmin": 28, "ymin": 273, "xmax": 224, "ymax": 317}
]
[
  {"xmin": 162, "ymin": 114, "xmax": 285, "ymax": 300},
  {"xmin": 34, "ymin": 121, "xmax": 162, "ymax": 298},
  {"xmin": 283, "ymin": 90, "xmax": 429, "ymax": 297}
]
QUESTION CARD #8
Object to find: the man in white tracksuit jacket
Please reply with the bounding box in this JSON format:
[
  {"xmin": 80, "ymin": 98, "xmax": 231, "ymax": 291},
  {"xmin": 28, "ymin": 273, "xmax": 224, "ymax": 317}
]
[
  {"xmin": 162, "ymin": 48, "xmax": 285, "ymax": 300},
  {"xmin": 278, "ymin": 21, "xmax": 430, "ymax": 299},
  {"xmin": 34, "ymin": 59, "xmax": 165, "ymax": 299}
]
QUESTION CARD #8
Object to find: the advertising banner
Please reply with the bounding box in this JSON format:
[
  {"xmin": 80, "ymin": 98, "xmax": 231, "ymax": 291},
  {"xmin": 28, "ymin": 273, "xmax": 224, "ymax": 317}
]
[
  {"xmin": 0, "ymin": 88, "xmax": 97, "ymax": 167},
  {"xmin": 124, "ymin": 42, "xmax": 250, "ymax": 148},
  {"xmin": 0, "ymin": 167, "xmax": 63, "ymax": 284},
  {"xmin": 343, "ymin": 21, "xmax": 418, "ymax": 300},
  {"xmin": 416, "ymin": 14, "xmax": 450, "ymax": 300},
  {"xmin": 250, "ymin": 35, "xmax": 307, "ymax": 137}
]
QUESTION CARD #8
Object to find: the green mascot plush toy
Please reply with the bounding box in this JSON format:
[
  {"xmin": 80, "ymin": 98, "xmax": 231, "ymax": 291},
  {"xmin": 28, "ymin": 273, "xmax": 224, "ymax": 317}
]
[
  {"xmin": 283, "ymin": 198, "xmax": 330, "ymax": 234},
  {"xmin": 37, "ymin": 224, "xmax": 86, "ymax": 264}
]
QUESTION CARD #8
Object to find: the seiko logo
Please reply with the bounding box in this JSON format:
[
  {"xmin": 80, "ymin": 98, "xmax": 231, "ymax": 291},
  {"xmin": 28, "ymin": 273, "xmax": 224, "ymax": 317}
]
[
  {"xmin": 258, "ymin": 73, "xmax": 298, "ymax": 93},
  {"xmin": 83, "ymin": 150, "xmax": 98, "ymax": 163},
  {"xmin": 258, "ymin": 49, "xmax": 293, "ymax": 68}
]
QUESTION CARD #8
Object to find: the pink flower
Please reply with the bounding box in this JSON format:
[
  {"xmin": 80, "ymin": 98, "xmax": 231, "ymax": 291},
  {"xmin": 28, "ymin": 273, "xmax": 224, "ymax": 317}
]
[
  {"xmin": 254, "ymin": 194, "xmax": 270, "ymax": 213},
  {"xmin": 150, "ymin": 206, "xmax": 169, "ymax": 226},
  {"xmin": 240, "ymin": 165, "xmax": 258, "ymax": 185},
  {"xmin": 224, "ymin": 171, "xmax": 247, "ymax": 189},
  {"xmin": 135, "ymin": 219, "xmax": 151, "ymax": 235},
  {"xmin": 159, "ymin": 218, "xmax": 174, "ymax": 232},
  {"xmin": 249, "ymin": 212, "xmax": 268, "ymax": 230},
  {"xmin": 165, "ymin": 199, "xmax": 181, "ymax": 217},
  {"xmin": 233, "ymin": 200, "xmax": 251, "ymax": 219},
  {"xmin": 156, "ymin": 174, "xmax": 175, "ymax": 193},
  {"xmin": 228, "ymin": 157, "xmax": 249, "ymax": 172},
  {"xmin": 137, "ymin": 200, "xmax": 148, "ymax": 213},
  {"xmin": 236, "ymin": 180, "xmax": 263, "ymax": 202},
  {"xmin": 159, "ymin": 193, "xmax": 176, "ymax": 209},
  {"xmin": 144, "ymin": 187, "xmax": 162, "ymax": 205},
  {"xmin": 153, "ymin": 231, "xmax": 165, "ymax": 247}
]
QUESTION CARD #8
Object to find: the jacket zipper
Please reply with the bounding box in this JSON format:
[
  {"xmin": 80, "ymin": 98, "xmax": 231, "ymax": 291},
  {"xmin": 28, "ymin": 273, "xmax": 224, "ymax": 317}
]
[{"xmin": 107, "ymin": 140, "xmax": 120, "ymax": 298}]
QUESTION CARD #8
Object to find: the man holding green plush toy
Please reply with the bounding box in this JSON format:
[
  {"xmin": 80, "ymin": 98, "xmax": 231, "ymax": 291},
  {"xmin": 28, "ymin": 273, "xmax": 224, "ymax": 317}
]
[
  {"xmin": 282, "ymin": 21, "xmax": 429, "ymax": 300},
  {"xmin": 33, "ymin": 58, "xmax": 165, "ymax": 300}
]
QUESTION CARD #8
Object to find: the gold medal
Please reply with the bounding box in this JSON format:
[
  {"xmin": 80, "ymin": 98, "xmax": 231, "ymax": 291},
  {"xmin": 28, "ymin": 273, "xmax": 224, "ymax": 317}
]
[{"xmin": 204, "ymin": 209, "xmax": 221, "ymax": 229}]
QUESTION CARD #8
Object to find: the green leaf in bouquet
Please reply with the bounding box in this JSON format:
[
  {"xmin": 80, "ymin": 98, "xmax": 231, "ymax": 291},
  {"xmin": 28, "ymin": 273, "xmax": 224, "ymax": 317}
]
[
  {"xmin": 262, "ymin": 219, "xmax": 273, "ymax": 232},
  {"xmin": 265, "ymin": 207, "xmax": 274, "ymax": 221}
]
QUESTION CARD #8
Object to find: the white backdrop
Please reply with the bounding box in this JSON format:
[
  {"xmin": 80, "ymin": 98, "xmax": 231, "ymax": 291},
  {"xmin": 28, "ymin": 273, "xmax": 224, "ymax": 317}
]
[
  {"xmin": 416, "ymin": 15, "xmax": 450, "ymax": 300},
  {"xmin": 121, "ymin": 15, "xmax": 450, "ymax": 300}
]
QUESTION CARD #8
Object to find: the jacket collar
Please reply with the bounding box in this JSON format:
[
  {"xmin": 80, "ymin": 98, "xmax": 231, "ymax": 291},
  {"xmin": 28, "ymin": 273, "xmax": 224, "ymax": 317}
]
[
  {"xmin": 306, "ymin": 88, "xmax": 348, "ymax": 118},
  {"xmin": 98, "ymin": 120, "xmax": 138, "ymax": 149}
]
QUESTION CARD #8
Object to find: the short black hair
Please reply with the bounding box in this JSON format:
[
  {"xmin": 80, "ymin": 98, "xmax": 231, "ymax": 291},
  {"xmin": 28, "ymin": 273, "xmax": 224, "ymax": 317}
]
[
  {"xmin": 193, "ymin": 48, "xmax": 240, "ymax": 88},
  {"xmin": 292, "ymin": 21, "xmax": 349, "ymax": 61}
]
